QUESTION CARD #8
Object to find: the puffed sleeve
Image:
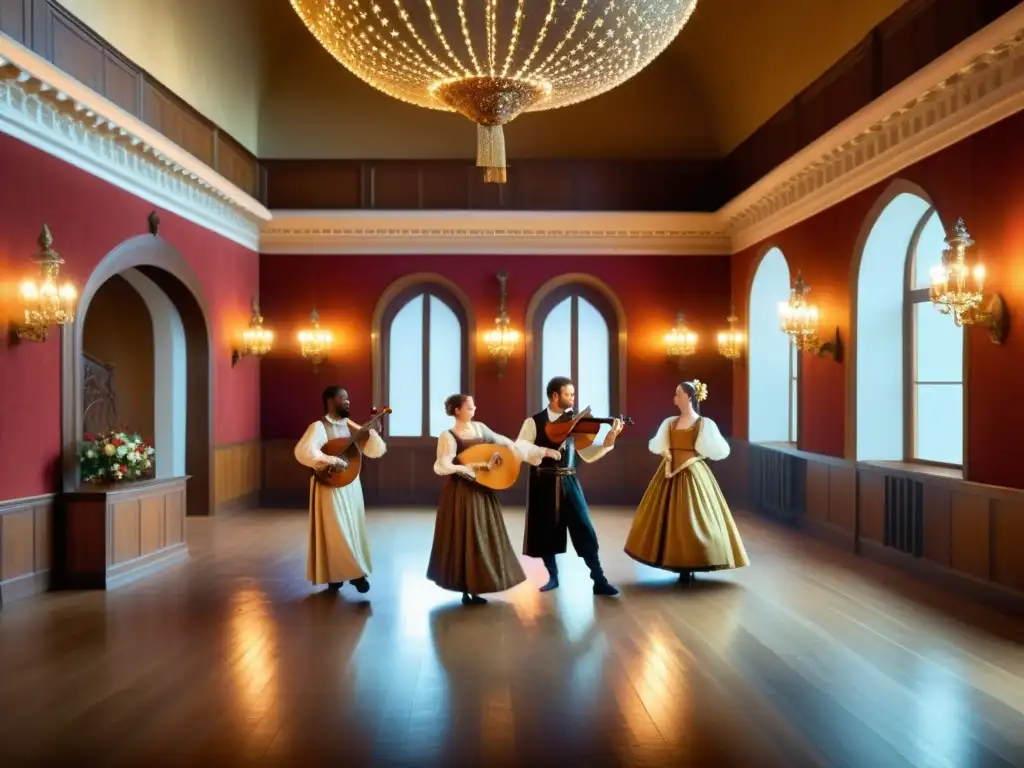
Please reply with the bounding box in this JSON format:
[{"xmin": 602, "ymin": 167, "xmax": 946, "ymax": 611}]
[
  {"xmin": 695, "ymin": 417, "xmax": 730, "ymax": 461},
  {"xmin": 294, "ymin": 421, "xmax": 335, "ymax": 469},
  {"xmin": 514, "ymin": 417, "xmax": 549, "ymax": 467}
]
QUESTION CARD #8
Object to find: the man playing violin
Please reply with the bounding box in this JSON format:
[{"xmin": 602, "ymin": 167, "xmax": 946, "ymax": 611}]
[
  {"xmin": 293, "ymin": 386, "xmax": 387, "ymax": 595},
  {"xmin": 514, "ymin": 376, "xmax": 624, "ymax": 596}
]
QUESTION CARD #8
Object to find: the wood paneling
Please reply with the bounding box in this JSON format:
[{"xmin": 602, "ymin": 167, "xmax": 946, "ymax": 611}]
[
  {"xmin": 0, "ymin": 0, "xmax": 31, "ymax": 45},
  {"xmin": 0, "ymin": 493, "xmax": 54, "ymax": 607},
  {"xmin": 55, "ymin": 477, "xmax": 188, "ymax": 590},
  {"xmin": 261, "ymin": 437, "xmax": 662, "ymax": 509},
  {"xmin": 719, "ymin": 441, "xmax": 1024, "ymax": 612},
  {"xmin": 213, "ymin": 440, "xmax": 261, "ymax": 511}
]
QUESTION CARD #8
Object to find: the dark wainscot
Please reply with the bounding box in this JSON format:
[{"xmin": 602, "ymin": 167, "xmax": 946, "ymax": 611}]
[{"xmin": 55, "ymin": 477, "xmax": 189, "ymax": 590}]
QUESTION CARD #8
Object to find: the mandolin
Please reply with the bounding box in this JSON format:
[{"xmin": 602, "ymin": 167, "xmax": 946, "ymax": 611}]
[
  {"xmin": 455, "ymin": 443, "xmax": 522, "ymax": 491},
  {"xmin": 543, "ymin": 406, "xmax": 634, "ymax": 450},
  {"xmin": 314, "ymin": 406, "xmax": 392, "ymax": 488}
]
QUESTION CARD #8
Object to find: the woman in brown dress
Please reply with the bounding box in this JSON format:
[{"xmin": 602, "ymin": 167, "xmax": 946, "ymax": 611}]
[
  {"xmin": 624, "ymin": 380, "xmax": 749, "ymax": 584},
  {"xmin": 427, "ymin": 394, "xmax": 527, "ymax": 605}
]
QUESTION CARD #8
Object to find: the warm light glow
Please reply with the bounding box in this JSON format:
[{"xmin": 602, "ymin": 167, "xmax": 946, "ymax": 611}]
[
  {"xmin": 665, "ymin": 311, "xmax": 697, "ymax": 361},
  {"xmin": 717, "ymin": 304, "xmax": 745, "ymax": 361},
  {"xmin": 930, "ymin": 218, "xmax": 988, "ymax": 327},
  {"xmin": 17, "ymin": 224, "xmax": 77, "ymax": 342},
  {"xmin": 484, "ymin": 271, "xmax": 519, "ymax": 375},
  {"xmin": 779, "ymin": 271, "xmax": 822, "ymax": 352},
  {"xmin": 237, "ymin": 297, "xmax": 274, "ymax": 361},
  {"xmin": 298, "ymin": 309, "xmax": 333, "ymax": 365}
]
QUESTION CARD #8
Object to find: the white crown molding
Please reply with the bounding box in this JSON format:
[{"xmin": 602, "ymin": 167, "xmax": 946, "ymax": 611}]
[
  {"xmin": 0, "ymin": 34, "xmax": 269, "ymax": 252},
  {"xmin": 260, "ymin": 210, "xmax": 731, "ymax": 256}
]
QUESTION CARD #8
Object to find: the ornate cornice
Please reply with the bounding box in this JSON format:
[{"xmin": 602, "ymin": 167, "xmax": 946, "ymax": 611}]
[
  {"xmin": 260, "ymin": 210, "xmax": 731, "ymax": 256},
  {"xmin": 0, "ymin": 35, "xmax": 269, "ymax": 252}
]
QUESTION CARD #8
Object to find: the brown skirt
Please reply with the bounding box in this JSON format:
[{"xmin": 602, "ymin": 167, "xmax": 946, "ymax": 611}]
[{"xmin": 426, "ymin": 474, "xmax": 527, "ymax": 595}]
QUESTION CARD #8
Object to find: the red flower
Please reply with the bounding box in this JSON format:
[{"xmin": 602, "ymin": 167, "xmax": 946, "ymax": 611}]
[
  {"xmin": 84, "ymin": 433, "xmax": 95, "ymax": 441},
  {"xmin": 112, "ymin": 438, "xmax": 123, "ymax": 447},
  {"xmin": 120, "ymin": 465, "xmax": 127, "ymax": 474}
]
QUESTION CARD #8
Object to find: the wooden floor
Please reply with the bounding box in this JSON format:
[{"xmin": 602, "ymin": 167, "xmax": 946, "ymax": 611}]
[{"xmin": 1, "ymin": 508, "xmax": 1023, "ymax": 767}]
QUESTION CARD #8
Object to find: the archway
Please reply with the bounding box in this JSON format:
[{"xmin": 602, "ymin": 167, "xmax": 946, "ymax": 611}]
[
  {"xmin": 61, "ymin": 235, "xmax": 214, "ymax": 515},
  {"xmin": 747, "ymin": 247, "xmax": 795, "ymax": 443}
]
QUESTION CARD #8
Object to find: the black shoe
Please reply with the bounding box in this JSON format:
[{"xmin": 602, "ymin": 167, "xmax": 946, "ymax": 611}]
[
  {"xmin": 678, "ymin": 572, "xmax": 695, "ymax": 587},
  {"xmin": 351, "ymin": 577, "xmax": 370, "ymax": 593},
  {"xmin": 327, "ymin": 582, "xmax": 343, "ymax": 592},
  {"xmin": 461, "ymin": 593, "xmax": 488, "ymax": 605},
  {"xmin": 593, "ymin": 581, "xmax": 620, "ymax": 597},
  {"xmin": 539, "ymin": 576, "xmax": 559, "ymax": 592}
]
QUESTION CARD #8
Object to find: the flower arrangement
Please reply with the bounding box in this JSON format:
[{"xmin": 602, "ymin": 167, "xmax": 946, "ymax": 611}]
[{"xmin": 79, "ymin": 430, "xmax": 155, "ymax": 484}]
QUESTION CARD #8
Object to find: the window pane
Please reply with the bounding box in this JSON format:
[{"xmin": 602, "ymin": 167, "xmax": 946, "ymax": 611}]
[
  {"xmin": 576, "ymin": 297, "xmax": 610, "ymax": 420},
  {"xmin": 790, "ymin": 343, "xmax": 798, "ymax": 442},
  {"xmin": 541, "ymin": 297, "xmax": 571, "ymax": 406},
  {"xmin": 912, "ymin": 210, "xmax": 948, "ymax": 290},
  {"xmin": 915, "ymin": 301, "xmax": 962, "ymax": 384},
  {"xmin": 914, "ymin": 383, "xmax": 963, "ymax": 465},
  {"xmin": 428, "ymin": 295, "xmax": 462, "ymax": 437},
  {"xmin": 387, "ymin": 295, "xmax": 423, "ymax": 436}
]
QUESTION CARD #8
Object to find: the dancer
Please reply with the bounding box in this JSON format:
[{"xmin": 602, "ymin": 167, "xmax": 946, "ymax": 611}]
[
  {"xmin": 515, "ymin": 376, "xmax": 623, "ymax": 596},
  {"xmin": 427, "ymin": 394, "xmax": 527, "ymax": 605},
  {"xmin": 624, "ymin": 380, "xmax": 749, "ymax": 584},
  {"xmin": 293, "ymin": 385, "xmax": 387, "ymax": 594}
]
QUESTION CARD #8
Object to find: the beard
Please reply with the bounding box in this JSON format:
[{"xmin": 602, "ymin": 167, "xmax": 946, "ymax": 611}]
[{"xmin": 336, "ymin": 406, "xmax": 351, "ymax": 419}]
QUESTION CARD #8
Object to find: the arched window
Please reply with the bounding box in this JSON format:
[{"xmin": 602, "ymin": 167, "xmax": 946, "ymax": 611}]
[
  {"xmin": 854, "ymin": 188, "xmax": 962, "ymax": 466},
  {"xmin": 528, "ymin": 279, "xmax": 623, "ymax": 417},
  {"xmin": 748, "ymin": 247, "xmax": 798, "ymax": 443},
  {"xmin": 379, "ymin": 284, "xmax": 469, "ymax": 437}
]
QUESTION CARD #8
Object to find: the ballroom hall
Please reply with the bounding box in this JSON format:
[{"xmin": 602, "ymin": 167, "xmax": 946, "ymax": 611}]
[{"xmin": 1, "ymin": 0, "xmax": 1023, "ymax": 765}]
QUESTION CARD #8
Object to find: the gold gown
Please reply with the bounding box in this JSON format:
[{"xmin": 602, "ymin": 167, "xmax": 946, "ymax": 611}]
[{"xmin": 624, "ymin": 422, "xmax": 749, "ymax": 573}]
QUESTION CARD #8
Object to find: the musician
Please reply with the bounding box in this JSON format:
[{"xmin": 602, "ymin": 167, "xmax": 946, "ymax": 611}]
[
  {"xmin": 426, "ymin": 394, "xmax": 527, "ymax": 605},
  {"xmin": 293, "ymin": 385, "xmax": 386, "ymax": 594},
  {"xmin": 515, "ymin": 376, "xmax": 623, "ymax": 596},
  {"xmin": 624, "ymin": 380, "xmax": 749, "ymax": 584}
]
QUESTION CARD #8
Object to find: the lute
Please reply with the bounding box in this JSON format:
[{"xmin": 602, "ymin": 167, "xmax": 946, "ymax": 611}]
[
  {"xmin": 454, "ymin": 443, "xmax": 522, "ymax": 491},
  {"xmin": 314, "ymin": 406, "xmax": 392, "ymax": 488}
]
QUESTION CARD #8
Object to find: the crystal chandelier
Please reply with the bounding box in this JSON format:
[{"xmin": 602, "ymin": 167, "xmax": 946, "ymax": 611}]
[
  {"xmin": 16, "ymin": 224, "xmax": 77, "ymax": 343},
  {"xmin": 665, "ymin": 311, "xmax": 696, "ymax": 368},
  {"xmin": 483, "ymin": 271, "xmax": 519, "ymax": 377},
  {"xmin": 779, "ymin": 270, "xmax": 840, "ymax": 359},
  {"xmin": 290, "ymin": 0, "xmax": 699, "ymax": 183},
  {"xmin": 717, "ymin": 303, "xmax": 744, "ymax": 361},
  {"xmin": 298, "ymin": 309, "xmax": 333, "ymax": 368},
  {"xmin": 929, "ymin": 218, "xmax": 1007, "ymax": 343},
  {"xmin": 232, "ymin": 296, "xmax": 274, "ymax": 367}
]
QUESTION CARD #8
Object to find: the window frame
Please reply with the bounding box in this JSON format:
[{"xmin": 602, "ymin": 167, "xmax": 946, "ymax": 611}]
[
  {"xmin": 379, "ymin": 284, "xmax": 469, "ymax": 439},
  {"xmin": 789, "ymin": 340, "xmax": 800, "ymax": 444}
]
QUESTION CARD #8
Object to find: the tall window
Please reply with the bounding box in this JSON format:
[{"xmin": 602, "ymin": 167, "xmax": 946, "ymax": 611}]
[
  {"xmin": 855, "ymin": 188, "xmax": 962, "ymax": 467},
  {"xmin": 748, "ymin": 247, "xmax": 796, "ymax": 443},
  {"xmin": 383, "ymin": 287, "xmax": 467, "ymax": 437},
  {"xmin": 534, "ymin": 286, "xmax": 616, "ymax": 418}
]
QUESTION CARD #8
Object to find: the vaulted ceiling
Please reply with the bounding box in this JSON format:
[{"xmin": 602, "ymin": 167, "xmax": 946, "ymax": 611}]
[{"xmin": 56, "ymin": 0, "xmax": 909, "ymax": 159}]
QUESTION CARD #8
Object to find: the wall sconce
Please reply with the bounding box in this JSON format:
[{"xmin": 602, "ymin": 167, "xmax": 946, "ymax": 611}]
[
  {"xmin": 717, "ymin": 303, "xmax": 745, "ymax": 361},
  {"xmin": 665, "ymin": 311, "xmax": 697, "ymax": 369},
  {"xmin": 14, "ymin": 224, "xmax": 78, "ymax": 343},
  {"xmin": 483, "ymin": 271, "xmax": 520, "ymax": 378},
  {"xmin": 297, "ymin": 308, "xmax": 333, "ymax": 369},
  {"xmin": 231, "ymin": 296, "xmax": 274, "ymax": 367},
  {"xmin": 779, "ymin": 270, "xmax": 841, "ymax": 361},
  {"xmin": 930, "ymin": 218, "xmax": 1008, "ymax": 345}
]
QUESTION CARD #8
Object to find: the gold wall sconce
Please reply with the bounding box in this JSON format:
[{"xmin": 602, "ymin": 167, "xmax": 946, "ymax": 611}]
[
  {"xmin": 483, "ymin": 271, "xmax": 520, "ymax": 378},
  {"xmin": 779, "ymin": 270, "xmax": 841, "ymax": 361},
  {"xmin": 14, "ymin": 224, "xmax": 78, "ymax": 343},
  {"xmin": 298, "ymin": 308, "xmax": 333, "ymax": 369},
  {"xmin": 665, "ymin": 311, "xmax": 697, "ymax": 369},
  {"xmin": 929, "ymin": 218, "xmax": 1009, "ymax": 345},
  {"xmin": 717, "ymin": 303, "xmax": 745, "ymax": 361},
  {"xmin": 231, "ymin": 296, "xmax": 274, "ymax": 367}
]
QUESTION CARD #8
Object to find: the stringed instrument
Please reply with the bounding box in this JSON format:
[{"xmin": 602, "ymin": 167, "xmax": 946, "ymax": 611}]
[
  {"xmin": 314, "ymin": 406, "xmax": 392, "ymax": 488},
  {"xmin": 455, "ymin": 443, "xmax": 522, "ymax": 491},
  {"xmin": 543, "ymin": 406, "xmax": 634, "ymax": 450}
]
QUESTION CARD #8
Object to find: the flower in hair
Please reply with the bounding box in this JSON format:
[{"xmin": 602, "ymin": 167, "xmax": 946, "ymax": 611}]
[{"xmin": 691, "ymin": 380, "xmax": 709, "ymax": 402}]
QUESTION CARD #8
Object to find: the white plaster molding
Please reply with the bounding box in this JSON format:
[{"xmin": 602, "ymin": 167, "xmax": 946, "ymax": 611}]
[
  {"xmin": 260, "ymin": 210, "xmax": 731, "ymax": 256},
  {"xmin": 721, "ymin": 6, "xmax": 1024, "ymax": 253},
  {"xmin": 0, "ymin": 35, "xmax": 269, "ymax": 252}
]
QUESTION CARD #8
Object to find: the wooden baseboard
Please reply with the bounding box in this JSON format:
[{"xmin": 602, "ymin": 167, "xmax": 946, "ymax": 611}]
[
  {"xmin": 215, "ymin": 491, "xmax": 261, "ymax": 514},
  {"xmin": 0, "ymin": 569, "xmax": 50, "ymax": 606},
  {"xmin": 796, "ymin": 515, "xmax": 856, "ymax": 552},
  {"xmin": 107, "ymin": 543, "xmax": 189, "ymax": 590}
]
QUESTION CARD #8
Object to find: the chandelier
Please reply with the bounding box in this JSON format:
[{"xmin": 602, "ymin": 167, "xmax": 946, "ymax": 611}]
[
  {"xmin": 16, "ymin": 224, "xmax": 77, "ymax": 343},
  {"xmin": 717, "ymin": 303, "xmax": 743, "ymax": 361},
  {"xmin": 290, "ymin": 0, "xmax": 699, "ymax": 183},
  {"xmin": 779, "ymin": 270, "xmax": 840, "ymax": 360},
  {"xmin": 929, "ymin": 218, "xmax": 1007, "ymax": 344},
  {"xmin": 298, "ymin": 309, "xmax": 333, "ymax": 368},
  {"xmin": 232, "ymin": 296, "xmax": 274, "ymax": 367},
  {"xmin": 483, "ymin": 271, "xmax": 520, "ymax": 377},
  {"xmin": 665, "ymin": 311, "xmax": 696, "ymax": 368}
]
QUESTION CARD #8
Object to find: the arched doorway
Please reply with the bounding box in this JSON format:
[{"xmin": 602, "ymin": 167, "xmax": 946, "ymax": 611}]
[
  {"xmin": 61, "ymin": 235, "xmax": 214, "ymax": 515},
  {"xmin": 747, "ymin": 247, "xmax": 796, "ymax": 443}
]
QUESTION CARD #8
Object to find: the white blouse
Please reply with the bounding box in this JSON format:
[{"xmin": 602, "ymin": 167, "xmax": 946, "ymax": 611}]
[
  {"xmin": 434, "ymin": 421, "xmax": 521, "ymax": 478},
  {"xmin": 294, "ymin": 415, "xmax": 387, "ymax": 470}
]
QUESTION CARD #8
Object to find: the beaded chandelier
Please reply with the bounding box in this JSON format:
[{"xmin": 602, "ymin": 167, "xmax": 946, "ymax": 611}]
[{"xmin": 290, "ymin": 0, "xmax": 699, "ymax": 182}]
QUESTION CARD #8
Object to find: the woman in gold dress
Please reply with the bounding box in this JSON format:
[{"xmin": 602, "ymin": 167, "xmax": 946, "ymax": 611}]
[
  {"xmin": 427, "ymin": 394, "xmax": 527, "ymax": 605},
  {"xmin": 624, "ymin": 380, "xmax": 749, "ymax": 584}
]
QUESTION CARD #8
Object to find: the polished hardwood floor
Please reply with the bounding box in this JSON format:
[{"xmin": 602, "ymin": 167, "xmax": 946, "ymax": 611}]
[{"xmin": 1, "ymin": 507, "xmax": 1023, "ymax": 767}]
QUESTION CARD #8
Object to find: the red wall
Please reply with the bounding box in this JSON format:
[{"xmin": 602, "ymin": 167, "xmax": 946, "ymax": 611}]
[
  {"xmin": 259, "ymin": 254, "xmax": 734, "ymax": 442},
  {"xmin": 0, "ymin": 134, "xmax": 260, "ymax": 501},
  {"xmin": 731, "ymin": 109, "xmax": 1024, "ymax": 487}
]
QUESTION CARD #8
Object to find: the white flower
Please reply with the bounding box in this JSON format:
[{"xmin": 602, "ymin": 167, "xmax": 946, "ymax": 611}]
[
  {"xmin": 144, "ymin": 460, "xmax": 151, "ymax": 469},
  {"xmin": 104, "ymin": 443, "xmax": 116, "ymax": 456},
  {"xmin": 86, "ymin": 449, "xmax": 96, "ymax": 459},
  {"xmin": 116, "ymin": 445, "xmax": 128, "ymax": 458}
]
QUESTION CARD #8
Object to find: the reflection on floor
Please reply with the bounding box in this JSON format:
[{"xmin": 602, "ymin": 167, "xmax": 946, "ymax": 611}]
[{"xmin": 0, "ymin": 508, "xmax": 1022, "ymax": 766}]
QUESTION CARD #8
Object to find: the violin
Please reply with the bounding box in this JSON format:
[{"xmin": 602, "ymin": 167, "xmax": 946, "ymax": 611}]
[{"xmin": 543, "ymin": 406, "xmax": 634, "ymax": 450}]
